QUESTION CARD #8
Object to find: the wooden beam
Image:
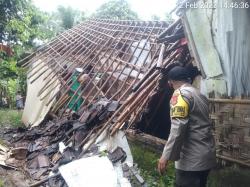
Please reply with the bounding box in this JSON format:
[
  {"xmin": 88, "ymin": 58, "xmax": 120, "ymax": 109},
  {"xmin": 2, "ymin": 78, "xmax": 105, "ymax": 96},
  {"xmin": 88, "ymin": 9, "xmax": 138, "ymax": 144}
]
[
  {"xmin": 126, "ymin": 129, "xmax": 166, "ymax": 152},
  {"xmin": 209, "ymin": 98, "xmax": 250, "ymax": 105}
]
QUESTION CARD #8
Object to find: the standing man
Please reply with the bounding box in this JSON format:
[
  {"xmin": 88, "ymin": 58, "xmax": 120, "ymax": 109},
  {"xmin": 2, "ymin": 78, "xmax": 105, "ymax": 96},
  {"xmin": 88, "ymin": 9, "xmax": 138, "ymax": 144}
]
[
  {"xmin": 158, "ymin": 66, "xmax": 216, "ymax": 187},
  {"xmin": 16, "ymin": 91, "xmax": 24, "ymax": 111}
]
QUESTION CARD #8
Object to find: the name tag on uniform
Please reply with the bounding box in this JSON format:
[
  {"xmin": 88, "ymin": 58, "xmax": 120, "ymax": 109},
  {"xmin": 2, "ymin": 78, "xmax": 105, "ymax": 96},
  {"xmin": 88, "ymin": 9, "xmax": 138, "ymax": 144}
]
[{"xmin": 170, "ymin": 90, "xmax": 189, "ymax": 118}]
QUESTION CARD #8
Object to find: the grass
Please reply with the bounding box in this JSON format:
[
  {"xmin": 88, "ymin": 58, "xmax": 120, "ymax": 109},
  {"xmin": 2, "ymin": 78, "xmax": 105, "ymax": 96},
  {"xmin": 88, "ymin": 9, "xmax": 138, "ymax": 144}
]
[
  {"xmin": 129, "ymin": 141, "xmax": 250, "ymax": 187},
  {"xmin": 0, "ymin": 109, "xmax": 23, "ymax": 128},
  {"xmin": 129, "ymin": 141, "xmax": 175, "ymax": 187}
]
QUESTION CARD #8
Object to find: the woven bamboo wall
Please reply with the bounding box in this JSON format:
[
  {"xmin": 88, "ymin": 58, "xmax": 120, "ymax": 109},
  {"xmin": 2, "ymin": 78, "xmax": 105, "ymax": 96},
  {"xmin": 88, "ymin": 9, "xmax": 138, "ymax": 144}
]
[{"xmin": 210, "ymin": 101, "xmax": 250, "ymax": 166}]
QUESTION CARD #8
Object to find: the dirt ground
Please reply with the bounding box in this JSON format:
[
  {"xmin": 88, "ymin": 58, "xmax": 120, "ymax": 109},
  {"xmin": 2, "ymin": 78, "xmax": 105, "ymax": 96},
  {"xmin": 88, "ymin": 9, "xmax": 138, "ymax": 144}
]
[{"xmin": 0, "ymin": 167, "xmax": 30, "ymax": 187}]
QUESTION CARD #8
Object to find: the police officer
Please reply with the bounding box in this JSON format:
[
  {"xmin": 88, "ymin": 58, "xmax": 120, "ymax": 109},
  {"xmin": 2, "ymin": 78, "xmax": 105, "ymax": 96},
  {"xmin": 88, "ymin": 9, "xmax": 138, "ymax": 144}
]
[{"xmin": 158, "ymin": 66, "xmax": 216, "ymax": 187}]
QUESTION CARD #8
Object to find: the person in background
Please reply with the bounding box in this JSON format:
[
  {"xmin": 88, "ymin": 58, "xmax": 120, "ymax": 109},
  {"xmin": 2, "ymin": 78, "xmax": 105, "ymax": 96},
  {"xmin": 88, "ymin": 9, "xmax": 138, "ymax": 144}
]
[
  {"xmin": 16, "ymin": 91, "xmax": 24, "ymax": 111},
  {"xmin": 158, "ymin": 66, "xmax": 216, "ymax": 187},
  {"xmin": 67, "ymin": 68, "xmax": 90, "ymax": 113}
]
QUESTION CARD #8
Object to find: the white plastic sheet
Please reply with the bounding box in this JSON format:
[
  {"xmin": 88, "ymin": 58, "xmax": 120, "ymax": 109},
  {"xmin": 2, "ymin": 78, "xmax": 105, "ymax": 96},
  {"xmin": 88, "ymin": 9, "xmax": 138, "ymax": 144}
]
[
  {"xmin": 64, "ymin": 131, "xmax": 133, "ymax": 187},
  {"xmin": 59, "ymin": 156, "xmax": 117, "ymax": 187}
]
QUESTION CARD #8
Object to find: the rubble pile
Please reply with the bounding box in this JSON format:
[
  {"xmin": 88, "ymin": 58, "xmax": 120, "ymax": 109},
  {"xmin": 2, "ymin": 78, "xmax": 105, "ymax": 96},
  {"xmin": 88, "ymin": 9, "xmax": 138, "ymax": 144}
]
[{"xmin": 0, "ymin": 99, "xmax": 143, "ymax": 186}]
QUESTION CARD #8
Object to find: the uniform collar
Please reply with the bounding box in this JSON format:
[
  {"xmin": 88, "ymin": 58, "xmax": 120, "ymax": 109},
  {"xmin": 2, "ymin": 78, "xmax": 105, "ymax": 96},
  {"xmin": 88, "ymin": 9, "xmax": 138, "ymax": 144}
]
[{"xmin": 176, "ymin": 83, "xmax": 192, "ymax": 90}]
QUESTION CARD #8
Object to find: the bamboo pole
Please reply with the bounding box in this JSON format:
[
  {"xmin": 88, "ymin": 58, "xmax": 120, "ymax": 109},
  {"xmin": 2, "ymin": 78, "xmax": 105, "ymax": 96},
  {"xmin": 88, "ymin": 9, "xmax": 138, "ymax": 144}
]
[
  {"xmin": 157, "ymin": 18, "xmax": 181, "ymax": 39},
  {"xmin": 64, "ymin": 21, "xmax": 152, "ymax": 116},
  {"xmin": 29, "ymin": 20, "xmax": 102, "ymax": 84},
  {"xmin": 29, "ymin": 19, "xmax": 101, "ymax": 83},
  {"xmin": 110, "ymin": 49, "xmax": 180, "ymax": 135},
  {"xmin": 86, "ymin": 21, "xmax": 158, "ymax": 105},
  {"xmin": 79, "ymin": 58, "xmax": 166, "ymax": 156},
  {"xmin": 47, "ymin": 20, "xmax": 124, "ymax": 110},
  {"xmin": 110, "ymin": 75, "xmax": 159, "ymax": 135},
  {"xmin": 22, "ymin": 21, "xmax": 86, "ymax": 68},
  {"xmin": 28, "ymin": 173, "xmax": 61, "ymax": 187},
  {"xmin": 39, "ymin": 20, "xmax": 119, "ymax": 103}
]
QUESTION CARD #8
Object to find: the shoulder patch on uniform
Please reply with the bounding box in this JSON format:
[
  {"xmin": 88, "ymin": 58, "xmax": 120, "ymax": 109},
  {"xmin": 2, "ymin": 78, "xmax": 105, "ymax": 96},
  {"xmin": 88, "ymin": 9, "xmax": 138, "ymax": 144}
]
[{"xmin": 170, "ymin": 90, "xmax": 189, "ymax": 118}]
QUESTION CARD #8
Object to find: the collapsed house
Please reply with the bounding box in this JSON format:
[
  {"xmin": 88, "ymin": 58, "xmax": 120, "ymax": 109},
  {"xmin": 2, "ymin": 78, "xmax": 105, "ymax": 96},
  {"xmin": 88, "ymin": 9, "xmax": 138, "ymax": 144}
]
[
  {"xmin": 0, "ymin": 1, "xmax": 250, "ymax": 185},
  {"xmin": 2, "ymin": 19, "xmax": 186, "ymax": 186}
]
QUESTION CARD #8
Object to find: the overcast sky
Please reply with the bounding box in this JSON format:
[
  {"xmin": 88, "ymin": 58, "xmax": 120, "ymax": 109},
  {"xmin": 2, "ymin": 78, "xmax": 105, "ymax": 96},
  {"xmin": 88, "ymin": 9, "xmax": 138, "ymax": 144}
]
[{"xmin": 32, "ymin": 0, "xmax": 178, "ymax": 20}]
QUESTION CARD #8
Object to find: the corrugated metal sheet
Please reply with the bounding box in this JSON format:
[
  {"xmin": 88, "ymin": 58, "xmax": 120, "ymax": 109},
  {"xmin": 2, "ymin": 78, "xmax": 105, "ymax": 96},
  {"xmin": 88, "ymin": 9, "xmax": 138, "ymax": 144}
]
[{"xmin": 182, "ymin": 0, "xmax": 250, "ymax": 97}]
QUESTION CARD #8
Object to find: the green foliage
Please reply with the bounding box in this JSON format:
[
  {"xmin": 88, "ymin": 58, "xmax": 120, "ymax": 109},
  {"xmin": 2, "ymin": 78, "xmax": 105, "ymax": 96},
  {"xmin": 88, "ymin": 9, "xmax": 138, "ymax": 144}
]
[
  {"xmin": 151, "ymin": 13, "xmax": 174, "ymax": 22},
  {"xmin": 0, "ymin": 0, "xmax": 47, "ymax": 106},
  {"xmin": 0, "ymin": 0, "xmax": 49, "ymax": 49},
  {"xmin": 0, "ymin": 109, "xmax": 23, "ymax": 127},
  {"xmin": 44, "ymin": 6, "xmax": 86, "ymax": 32},
  {"xmin": 94, "ymin": 0, "xmax": 139, "ymax": 20},
  {"xmin": 0, "ymin": 0, "xmax": 28, "ymax": 42},
  {"xmin": 0, "ymin": 60, "xmax": 17, "ymax": 80},
  {"xmin": 129, "ymin": 141, "xmax": 175, "ymax": 187},
  {"xmin": 0, "ymin": 59, "xmax": 26, "ymax": 107},
  {"xmin": 57, "ymin": 6, "xmax": 77, "ymax": 29}
]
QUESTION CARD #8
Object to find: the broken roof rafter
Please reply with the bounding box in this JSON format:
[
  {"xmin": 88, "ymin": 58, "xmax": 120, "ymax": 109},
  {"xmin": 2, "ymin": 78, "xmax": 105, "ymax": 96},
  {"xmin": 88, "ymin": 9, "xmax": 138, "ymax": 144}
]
[
  {"xmin": 27, "ymin": 28, "xmax": 91, "ymax": 83},
  {"xmin": 66, "ymin": 21, "xmax": 164, "ymax": 114},
  {"xmin": 57, "ymin": 21, "xmax": 156, "ymax": 115},
  {"xmin": 29, "ymin": 20, "xmax": 117, "ymax": 88},
  {"xmin": 28, "ymin": 21, "xmax": 104, "ymax": 73},
  {"xmin": 26, "ymin": 18, "xmax": 163, "ymax": 76},
  {"xmin": 22, "ymin": 23, "xmax": 87, "ymax": 68},
  {"xmin": 75, "ymin": 43, "xmax": 183, "ymax": 156},
  {"xmin": 40, "ymin": 23, "xmax": 121, "ymax": 102},
  {"xmin": 98, "ymin": 26, "xmax": 159, "ymax": 103},
  {"xmin": 42, "ymin": 20, "xmax": 129, "ymax": 105},
  {"xmin": 22, "ymin": 19, "xmax": 171, "ymax": 121},
  {"xmin": 110, "ymin": 48, "xmax": 181, "ymax": 135}
]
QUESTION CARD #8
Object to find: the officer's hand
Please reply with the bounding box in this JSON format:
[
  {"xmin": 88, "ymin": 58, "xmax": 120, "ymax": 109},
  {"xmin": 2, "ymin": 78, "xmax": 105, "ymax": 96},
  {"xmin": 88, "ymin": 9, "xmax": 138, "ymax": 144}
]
[{"xmin": 158, "ymin": 157, "xmax": 168, "ymax": 175}]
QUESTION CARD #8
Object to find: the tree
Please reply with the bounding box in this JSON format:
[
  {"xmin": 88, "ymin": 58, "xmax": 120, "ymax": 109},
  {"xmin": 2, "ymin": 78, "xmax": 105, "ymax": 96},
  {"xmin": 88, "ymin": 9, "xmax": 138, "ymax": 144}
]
[
  {"xmin": 0, "ymin": 57, "xmax": 20, "ymax": 107},
  {"xmin": 57, "ymin": 6, "xmax": 76, "ymax": 29},
  {"xmin": 94, "ymin": 0, "xmax": 139, "ymax": 20},
  {"xmin": 0, "ymin": 1, "xmax": 49, "ymax": 49},
  {"xmin": 46, "ymin": 6, "xmax": 86, "ymax": 31},
  {"xmin": 0, "ymin": 0, "xmax": 51, "ymax": 107},
  {"xmin": 0, "ymin": 0, "xmax": 28, "ymax": 43}
]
